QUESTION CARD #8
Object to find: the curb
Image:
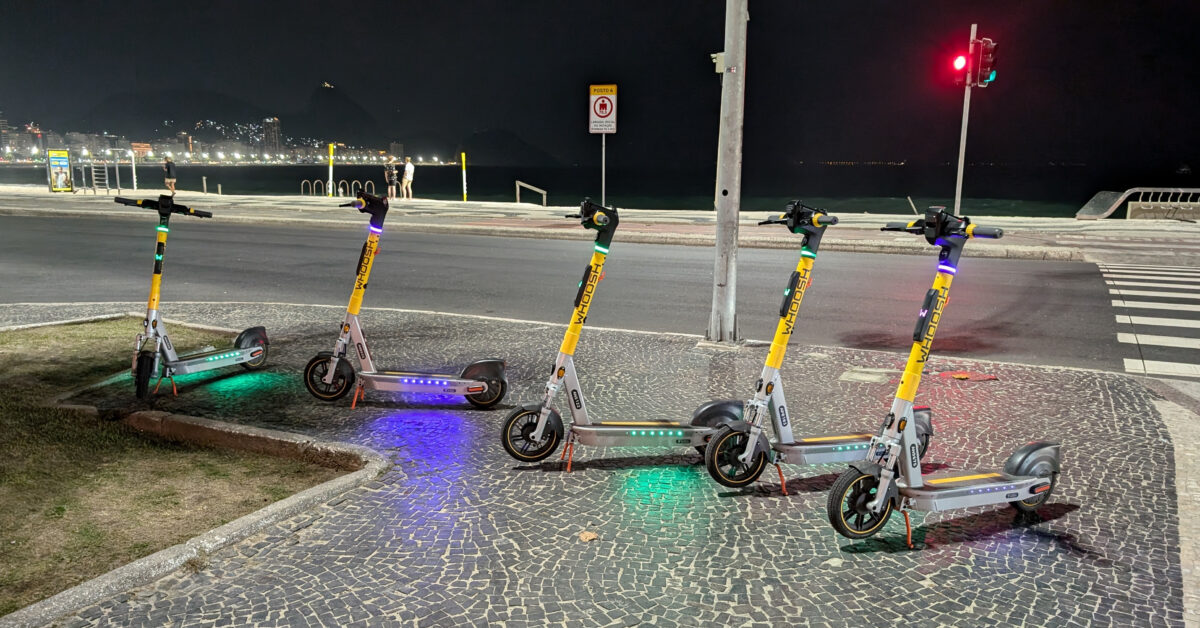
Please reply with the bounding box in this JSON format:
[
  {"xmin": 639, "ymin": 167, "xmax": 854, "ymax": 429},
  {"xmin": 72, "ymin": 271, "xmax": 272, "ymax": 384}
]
[
  {"xmin": 0, "ymin": 407, "xmax": 390, "ymax": 628},
  {"xmin": 0, "ymin": 206, "xmax": 1085, "ymax": 261}
]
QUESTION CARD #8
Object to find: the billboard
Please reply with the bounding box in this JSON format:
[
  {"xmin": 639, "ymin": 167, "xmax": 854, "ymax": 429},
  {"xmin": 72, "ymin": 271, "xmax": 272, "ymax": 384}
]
[{"xmin": 46, "ymin": 149, "xmax": 72, "ymax": 193}]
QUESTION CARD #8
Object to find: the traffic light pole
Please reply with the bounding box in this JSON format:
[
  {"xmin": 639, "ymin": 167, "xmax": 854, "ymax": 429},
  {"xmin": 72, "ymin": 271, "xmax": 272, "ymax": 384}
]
[{"xmin": 952, "ymin": 23, "xmax": 977, "ymax": 216}]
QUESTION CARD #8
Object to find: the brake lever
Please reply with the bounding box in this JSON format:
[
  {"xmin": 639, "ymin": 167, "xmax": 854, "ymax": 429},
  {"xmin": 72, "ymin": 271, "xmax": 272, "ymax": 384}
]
[{"xmin": 565, "ymin": 214, "xmax": 582, "ymax": 219}]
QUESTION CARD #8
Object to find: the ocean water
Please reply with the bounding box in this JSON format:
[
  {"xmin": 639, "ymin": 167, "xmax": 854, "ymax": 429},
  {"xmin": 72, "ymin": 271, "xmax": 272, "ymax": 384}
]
[{"xmin": 3, "ymin": 161, "xmax": 1194, "ymax": 216}]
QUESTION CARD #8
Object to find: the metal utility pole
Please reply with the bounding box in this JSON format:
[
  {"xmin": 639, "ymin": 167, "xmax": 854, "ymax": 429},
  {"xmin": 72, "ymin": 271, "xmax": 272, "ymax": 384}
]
[
  {"xmin": 707, "ymin": 0, "xmax": 748, "ymax": 343},
  {"xmin": 952, "ymin": 23, "xmax": 977, "ymax": 216}
]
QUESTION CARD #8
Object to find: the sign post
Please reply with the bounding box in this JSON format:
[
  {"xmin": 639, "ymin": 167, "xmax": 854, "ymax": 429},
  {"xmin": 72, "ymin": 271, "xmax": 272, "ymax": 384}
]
[
  {"xmin": 327, "ymin": 143, "xmax": 335, "ymax": 197},
  {"xmin": 46, "ymin": 149, "xmax": 73, "ymax": 193},
  {"xmin": 589, "ymin": 84, "xmax": 617, "ymax": 206}
]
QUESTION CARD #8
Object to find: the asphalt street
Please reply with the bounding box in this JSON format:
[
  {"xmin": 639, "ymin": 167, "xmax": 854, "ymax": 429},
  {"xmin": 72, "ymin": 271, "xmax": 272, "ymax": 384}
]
[{"xmin": 0, "ymin": 214, "xmax": 1118, "ymax": 370}]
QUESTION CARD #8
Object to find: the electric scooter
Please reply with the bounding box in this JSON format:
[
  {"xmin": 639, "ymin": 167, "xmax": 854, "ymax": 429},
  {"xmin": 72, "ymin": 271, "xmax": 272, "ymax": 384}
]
[
  {"xmin": 302, "ymin": 192, "xmax": 507, "ymax": 408},
  {"xmin": 697, "ymin": 202, "xmax": 933, "ymax": 492},
  {"xmin": 499, "ymin": 199, "xmax": 747, "ymax": 469},
  {"xmin": 116, "ymin": 196, "xmax": 269, "ymax": 399},
  {"xmin": 826, "ymin": 207, "xmax": 1062, "ymax": 547}
]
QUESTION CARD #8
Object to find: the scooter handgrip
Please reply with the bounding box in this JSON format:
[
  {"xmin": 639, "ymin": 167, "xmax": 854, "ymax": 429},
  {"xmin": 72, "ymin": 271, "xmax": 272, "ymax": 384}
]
[
  {"xmin": 881, "ymin": 222, "xmax": 912, "ymax": 231},
  {"xmin": 191, "ymin": 209, "xmax": 213, "ymax": 218},
  {"xmin": 114, "ymin": 197, "xmax": 143, "ymax": 207},
  {"xmin": 969, "ymin": 225, "xmax": 1004, "ymax": 239},
  {"xmin": 815, "ymin": 215, "xmax": 838, "ymax": 226},
  {"xmin": 340, "ymin": 201, "xmax": 363, "ymax": 209}
]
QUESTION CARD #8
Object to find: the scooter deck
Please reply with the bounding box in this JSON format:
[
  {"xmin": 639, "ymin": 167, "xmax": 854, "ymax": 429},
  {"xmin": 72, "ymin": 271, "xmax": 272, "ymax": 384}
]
[
  {"xmin": 361, "ymin": 371, "xmax": 489, "ymax": 396},
  {"xmin": 900, "ymin": 469, "xmax": 1048, "ymax": 511},
  {"xmin": 774, "ymin": 432, "xmax": 875, "ymax": 465},
  {"xmin": 169, "ymin": 346, "xmax": 264, "ymax": 375},
  {"xmin": 571, "ymin": 420, "xmax": 713, "ymax": 447}
]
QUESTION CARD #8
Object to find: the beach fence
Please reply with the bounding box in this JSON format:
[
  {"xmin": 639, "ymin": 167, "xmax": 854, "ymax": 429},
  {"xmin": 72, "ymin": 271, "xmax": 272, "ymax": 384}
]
[
  {"xmin": 1076, "ymin": 187, "xmax": 1200, "ymax": 220},
  {"xmin": 515, "ymin": 180, "xmax": 547, "ymax": 206},
  {"xmin": 301, "ymin": 179, "xmax": 374, "ymax": 197}
]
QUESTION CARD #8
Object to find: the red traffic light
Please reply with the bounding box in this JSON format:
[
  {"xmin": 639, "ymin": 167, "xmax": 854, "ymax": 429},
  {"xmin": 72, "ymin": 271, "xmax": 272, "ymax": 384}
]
[{"xmin": 953, "ymin": 55, "xmax": 967, "ymax": 71}]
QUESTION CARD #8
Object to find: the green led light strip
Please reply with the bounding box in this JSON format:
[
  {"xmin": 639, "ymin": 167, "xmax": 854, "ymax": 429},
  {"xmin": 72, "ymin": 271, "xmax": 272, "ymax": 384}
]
[
  {"xmin": 594, "ymin": 244, "xmax": 609, "ymax": 254},
  {"xmin": 800, "ymin": 247, "xmax": 816, "ymax": 259},
  {"xmin": 156, "ymin": 226, "xmax": 170, "ymax": 233}
]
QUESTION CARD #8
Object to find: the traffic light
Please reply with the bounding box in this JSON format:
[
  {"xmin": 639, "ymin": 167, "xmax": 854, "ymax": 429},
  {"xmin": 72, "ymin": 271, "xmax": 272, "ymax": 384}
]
[
  {"xmin": 952, "ymin": 54, "xmax": 969, "ymax": 86},
  {"xmin": 975, "ymin": 38, "xmax": 998, "ymax": 86}
]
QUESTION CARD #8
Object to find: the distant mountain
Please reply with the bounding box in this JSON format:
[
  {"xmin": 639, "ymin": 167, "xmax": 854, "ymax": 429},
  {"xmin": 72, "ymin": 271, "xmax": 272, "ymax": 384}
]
[
  {"xmin": 75, "ymin": 90, "xmax": 269, "ymax": 138},
  {"xmin": 73, "ymin": 84, "xmax": 386, "ymax": 147},
  {"xmin": 459, "ymin": 129, "xmax": 564, "ymax": 167},
  {"xmin": 285, "ymin": 84, "xmax": 385, "ymax": 147}
]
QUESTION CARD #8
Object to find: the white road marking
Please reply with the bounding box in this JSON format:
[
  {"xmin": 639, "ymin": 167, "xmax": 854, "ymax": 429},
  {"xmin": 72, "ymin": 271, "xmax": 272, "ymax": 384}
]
[
  {"xmin": 1101, "ymin": 263, "xmax": 1200, "ymax": 272},
  {"xmin": 1106, "ymin": 280, "xmax": 1200, "ymax": 290},
  {"xmin": 1111, "ymin": 300, "xmax": 1200, "ymax": 312},
  {"xmin": 1118, "ymin": 333, "xmax": 1200, "ymax": 350},
  {"xmin": 1115, "ymin": 314, "xmax": 1200, "ymax": 329},
  {"xmin": 1099, "ymin": 268, "xmax": 1200, "ymax": 278},
  {"xmin": 1108, "ymin": 289, "xmax": 1200, "ymax": 300},
  {"xmin": 1103, "ymin": 273, "xmax": 1200, "ymax": 283},
  {"xmin": 1124, "ymin": 358, "xmax": 1200, "ymax": 378}
]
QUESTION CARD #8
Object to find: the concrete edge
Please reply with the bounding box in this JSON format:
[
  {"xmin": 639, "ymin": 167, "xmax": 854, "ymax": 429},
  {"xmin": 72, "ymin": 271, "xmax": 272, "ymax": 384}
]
[
  {"xmin": 0, "ymin": 313, "xmax": 130, "ymax": 333},
  {"xmin": 0, "ymin": 206, "xmax": 1086, "ymax": 261},
  {"xmin": 0, "ymin": 407, "xmax": 389, "ymax": 628}
]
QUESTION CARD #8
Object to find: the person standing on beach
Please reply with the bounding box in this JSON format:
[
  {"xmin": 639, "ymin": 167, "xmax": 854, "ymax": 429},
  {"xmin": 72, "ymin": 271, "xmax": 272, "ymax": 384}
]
[
  {"xmin": 385, "ymin": 157, "xmax": 399, "ymax": 199},
  {"xmin": 163, "ymin": 156, "xmax": 177, "ymax": 196},
  {"xmin": 401, "ymin": 156, "xmax": 414, "ymax": 200}
]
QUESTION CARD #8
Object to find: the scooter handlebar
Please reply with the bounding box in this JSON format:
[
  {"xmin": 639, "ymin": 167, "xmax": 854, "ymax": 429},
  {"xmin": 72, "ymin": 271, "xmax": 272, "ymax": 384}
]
[
  {"xmin": 882, "ymin": 221, "xmax": 919, "ymax": 232},
  {"xmin": 114, "ymin": 196, "xmax": 212, "ymax": 217},
  {"xmin": 969, "ymin": 225, "xmax": 1004, "ymax": 239}
]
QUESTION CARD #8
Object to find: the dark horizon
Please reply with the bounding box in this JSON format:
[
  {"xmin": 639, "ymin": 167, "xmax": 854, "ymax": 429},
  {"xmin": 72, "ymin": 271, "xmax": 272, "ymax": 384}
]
[{"xmin": 2, "ymin": 1, "xmax": 1198, "ymax": 174}]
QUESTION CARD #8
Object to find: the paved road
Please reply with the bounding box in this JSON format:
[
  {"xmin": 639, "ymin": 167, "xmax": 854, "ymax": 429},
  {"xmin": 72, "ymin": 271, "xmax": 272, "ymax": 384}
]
[{"xmin": 1, "ymin": 214, "xmax": 1118, "ymax": 370}]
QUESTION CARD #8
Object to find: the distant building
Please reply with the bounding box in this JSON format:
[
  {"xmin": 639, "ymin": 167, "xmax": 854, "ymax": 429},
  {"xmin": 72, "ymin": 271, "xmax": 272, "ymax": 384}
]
[
  {"xmin": 389, "ymin": 142, "xmax": 404, "ymax": 159},
  {"xmin": 262, "ymin": 117, "xmax": 282, "ymax": 156},
  {"xmin": 0, "ymin": 110, "xmax": 8, "ymax": 150}
]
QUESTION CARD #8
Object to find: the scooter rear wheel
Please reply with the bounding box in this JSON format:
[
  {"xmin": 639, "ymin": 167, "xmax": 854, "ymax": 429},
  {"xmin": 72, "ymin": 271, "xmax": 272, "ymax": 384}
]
[
  {"xmin": 500, "ymin": 407, "xmax": 561, "ymax": 462},
  {"xmin": 465, "ymin": 378, "xmax": 507, "ymax": 410},
  {"xmin": 135, "ymin": 350, "xmax": 155, "ymax": 399},
  {"xmin": 828, "ymin": 468, "xmax": 894, "ymax": 540},
  {"xmin": 304, "ymin": 353, "xmax": 356, "ymax": 401},
  {"xmin": 236, "ymin": 328, "xmax": 269, "ymax": 370},
  {"xmin": 704, "ymin": 426, "xmax": 767, "ymax": 488},
  {"xmin": 1012, "ymin": 467, "xmax": 1058, "ymax": 513}
]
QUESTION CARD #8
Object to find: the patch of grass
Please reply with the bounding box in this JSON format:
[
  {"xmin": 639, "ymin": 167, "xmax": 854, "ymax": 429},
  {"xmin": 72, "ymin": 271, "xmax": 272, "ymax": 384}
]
[{"xmin": 0, "ymin": 317, "xmax": 342, "ymax": 617}]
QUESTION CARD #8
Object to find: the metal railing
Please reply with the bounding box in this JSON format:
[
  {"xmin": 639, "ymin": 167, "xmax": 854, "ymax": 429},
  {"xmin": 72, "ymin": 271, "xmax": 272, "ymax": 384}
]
[
  {"xmin": 1077, "ymin": 187, "xmax": 1200, "ymax": 220},
  {"xmin": 301, "ymin": 179, "xmax": 373, "ymax": 197},
  {"xmin": 515, "ymin": 180, "xmax": 547, "ymax": 206}
]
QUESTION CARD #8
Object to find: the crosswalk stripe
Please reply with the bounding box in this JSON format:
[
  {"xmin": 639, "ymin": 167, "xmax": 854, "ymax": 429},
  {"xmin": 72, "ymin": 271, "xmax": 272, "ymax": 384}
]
[
  {"xmin": 1123, "ymin": 358, "xmax": 1200, "ymax": 378},
  {"xmin": 1115, "ymin": 314, "xmax": 1200, "ymax": 328},
  {"xmin": 1103, "ymin": 273, "xmax": 1200, "ymax": 283},
  {"xmin": 1101, "ymin": 263, "xmax": 1200, "ymax": 272},
  {"xmin": 1079, "ymin": 241, "xmax": 1200, "ymax": 251},
  {"xmin": 1106, "ymin": 280, "xmax": 1200, "ymax": 290},
  {"xmin": 1099, "ymin": 267, "xmax": 1200, "ymax": 277},
  {"xmin": 1112, "ymin": 300, "xmax": 1200, "ymax": 312},
  {"xmin": 1117, "ymin": 333, "xmax": 1200, "ymax": 350},
  {"xmin": 1108, "ymin": 289, "xmax": 1200, "ymax": 301}
]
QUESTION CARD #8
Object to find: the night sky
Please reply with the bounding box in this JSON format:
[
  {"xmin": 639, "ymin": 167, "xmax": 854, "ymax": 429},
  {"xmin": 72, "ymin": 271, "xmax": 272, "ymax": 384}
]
[{"xmin": 2, "ymin": 1, "xmax": 1198, "ymax": 172}]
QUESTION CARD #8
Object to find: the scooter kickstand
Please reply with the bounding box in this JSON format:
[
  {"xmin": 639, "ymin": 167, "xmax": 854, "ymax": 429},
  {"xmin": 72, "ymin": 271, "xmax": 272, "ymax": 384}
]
[
  {"xmin": 773, "ymin": 462, "xmax": 788, "ymax": 496},
  {"xmin": 902, "ymin": 510, "xmax": 914, "ymax": 549},
  {"xmin": 153, "ymin": 374, "xmax": 178, "ymax": 396},
  {"xmin": 560, "ymin": 434, "xmax": 577, "ymax": 473},
  {"xmin": 350, "ymin": 381, "xmax": 364, "ymax": 409}
]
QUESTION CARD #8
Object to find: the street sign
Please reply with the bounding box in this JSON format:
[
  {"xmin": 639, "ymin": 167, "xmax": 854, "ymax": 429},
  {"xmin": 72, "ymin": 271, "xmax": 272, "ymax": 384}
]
[{"xmin": 589, "ymin": 84, "xmax": 617, "ymax": 134}]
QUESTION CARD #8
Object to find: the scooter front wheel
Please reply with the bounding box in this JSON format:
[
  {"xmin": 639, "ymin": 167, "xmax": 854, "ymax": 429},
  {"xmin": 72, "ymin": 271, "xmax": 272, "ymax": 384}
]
[
  {"xmin": 827, "ymin": 468, "xmax": 894, "ymax": 540},
  {"xmin": 304, "ymin": 353, "xmax": 356, "ymax": 401},
  {"xmin": 704, "ymin": 426, "xmax": 767, "ymax": 488},
  {"xmin": 500, "ymin": 407, "xmax": 561, "ymax": 462},
  {"xmin": 135, "ymin": 350, "xmax": 155, "ymax": 399}
]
